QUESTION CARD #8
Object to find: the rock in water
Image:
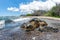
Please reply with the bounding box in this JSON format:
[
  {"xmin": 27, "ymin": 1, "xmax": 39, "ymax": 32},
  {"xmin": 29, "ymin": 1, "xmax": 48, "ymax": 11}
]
[{"xmin": 5, "ymin": 19, "xmax": 13, "ymax": 24}]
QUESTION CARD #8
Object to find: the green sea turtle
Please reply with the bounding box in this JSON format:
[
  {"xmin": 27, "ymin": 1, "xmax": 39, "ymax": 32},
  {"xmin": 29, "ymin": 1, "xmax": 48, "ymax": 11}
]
[{"xmin": 21, "ymin": 18, "xmax": 48, "ymax": 32}]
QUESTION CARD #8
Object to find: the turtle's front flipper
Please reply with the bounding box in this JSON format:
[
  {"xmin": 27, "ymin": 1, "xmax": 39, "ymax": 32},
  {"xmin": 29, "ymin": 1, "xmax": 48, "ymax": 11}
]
[
  {"xmin": 38, "ymin": 26, "xmax": 59, "ymax": 33},
  {"xmin": 51, "ymin": 28, "xmax": 59, "ymax": 33}
]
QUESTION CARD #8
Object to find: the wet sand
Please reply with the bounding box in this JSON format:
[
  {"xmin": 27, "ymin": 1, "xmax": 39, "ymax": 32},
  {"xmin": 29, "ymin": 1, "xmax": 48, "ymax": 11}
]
[{"xmin": 0, "ymin": 18, "xmax": 60, "ymax": 40}]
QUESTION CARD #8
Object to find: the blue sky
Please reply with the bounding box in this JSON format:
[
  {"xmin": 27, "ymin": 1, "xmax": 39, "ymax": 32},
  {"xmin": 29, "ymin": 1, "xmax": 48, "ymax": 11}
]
[
  {"xmin": 0, "ymin": 0, "xmax": 60, "ymax": 16},
  {"xmin": 0, "ymin": 0, "xmax": 33, "ymax": 16}
]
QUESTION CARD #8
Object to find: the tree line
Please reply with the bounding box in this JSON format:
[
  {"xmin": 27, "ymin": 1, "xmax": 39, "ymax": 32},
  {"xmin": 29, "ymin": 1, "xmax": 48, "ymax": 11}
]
[{"xmin": 25, "ymin": 5, "xmax": 60, "ymax": 17}]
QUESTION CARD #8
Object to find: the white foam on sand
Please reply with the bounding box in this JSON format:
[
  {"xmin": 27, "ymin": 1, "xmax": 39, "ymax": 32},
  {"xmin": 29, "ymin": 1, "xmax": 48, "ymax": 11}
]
[{"xmin": 0, "ymin": 20, "xmax": 5, "ymax": 29}]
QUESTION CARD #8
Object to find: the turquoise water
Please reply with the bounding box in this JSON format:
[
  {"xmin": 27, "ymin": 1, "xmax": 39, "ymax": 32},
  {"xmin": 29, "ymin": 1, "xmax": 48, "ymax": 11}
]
[
  {"xmin": 0, "ymin": 16, "xmax": 21, "ymax": 31},
  {"xmin": 0, "ymin": 16, "xmax": 20, "ymax": 21},
  {"xmin": 1, "ymin": 17, "xmax": 29, "ymax": 30}
]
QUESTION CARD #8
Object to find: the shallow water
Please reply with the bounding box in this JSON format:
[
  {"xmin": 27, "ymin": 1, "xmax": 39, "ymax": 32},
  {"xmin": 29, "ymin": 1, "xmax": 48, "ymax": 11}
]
[{"xmin": 0, "ymin": 18, "xmax": 60, "ymax": 40}]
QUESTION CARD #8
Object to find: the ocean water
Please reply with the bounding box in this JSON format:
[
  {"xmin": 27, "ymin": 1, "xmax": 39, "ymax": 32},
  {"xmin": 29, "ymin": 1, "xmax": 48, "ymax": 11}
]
[
  {"xmin": 0, "ymin": 16, "xmax": 19, "ymax": 29},
  {"xmin": 0, "ymin": 16, "xmax": 20, "ymax": 20},
  {"xmin": 0, "ymin": 17, "xmax": 30, "ymax": 30},
  {"xmin": 0, "ymin": 17, "xmax": 60, "ymax": 40}
]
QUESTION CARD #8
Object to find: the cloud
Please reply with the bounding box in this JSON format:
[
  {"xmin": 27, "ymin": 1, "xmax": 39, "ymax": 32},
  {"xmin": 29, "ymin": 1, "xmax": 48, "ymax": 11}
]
[
  {"xmin": 7, "ymin": 7, "xmax": 19, "ymax": 12},
  {"xmin": 20, "ymin": 0, "xmax": 56, "ymax": 13},
  {"xmin": 53, "ymin": 0, "xmax": 60, "ymax": 4},
  {"xmin": 7, "ymin": 0, "xmax": 60, "ymax": 14}
]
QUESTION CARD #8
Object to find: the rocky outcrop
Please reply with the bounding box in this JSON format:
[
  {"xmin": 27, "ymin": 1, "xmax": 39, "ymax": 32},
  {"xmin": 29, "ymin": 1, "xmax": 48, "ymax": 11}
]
[{"xmin": 5, "ymin": 19, "xmax": 13, "ymax": 24}]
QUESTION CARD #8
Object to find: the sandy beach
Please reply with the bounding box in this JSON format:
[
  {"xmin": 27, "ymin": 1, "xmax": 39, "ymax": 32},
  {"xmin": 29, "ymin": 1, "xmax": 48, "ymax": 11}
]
[
  {"xmin": 0, "ymin": 16, "xmax": 60, "ymax": 40},
  {"xmin": 13, "ymin": 16, "xmax": 60, "ymax": 22}
]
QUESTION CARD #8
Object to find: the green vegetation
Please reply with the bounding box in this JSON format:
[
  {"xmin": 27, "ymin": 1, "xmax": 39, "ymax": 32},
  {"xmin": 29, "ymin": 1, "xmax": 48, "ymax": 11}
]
[
  {"xmin": 26, "ymin": 10, "xmax": 46, "ymax": 16},
  {"xmin": 45, "ymin": 5, "xmax": 60, "ymax": 18},
  {"xmin": 25, "ymin": 5, "xmax": 60, "ymax": 18},
  {"xmin": 26, "ymin": 14, "xmax": 32, "ymax": 16}
]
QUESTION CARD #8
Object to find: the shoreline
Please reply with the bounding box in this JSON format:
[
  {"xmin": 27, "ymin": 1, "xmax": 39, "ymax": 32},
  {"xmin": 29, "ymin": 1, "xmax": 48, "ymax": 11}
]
[
  {"xmin": 0, "ymin": 16, "xmax": 60, "ymax": 27},
  {"xmin": 0, "ymin": 16, "xmax": 60, "ymax": 23},
  {"xmin": 20, "ymin": 16, "xmax": 60, "ymax": 21}
]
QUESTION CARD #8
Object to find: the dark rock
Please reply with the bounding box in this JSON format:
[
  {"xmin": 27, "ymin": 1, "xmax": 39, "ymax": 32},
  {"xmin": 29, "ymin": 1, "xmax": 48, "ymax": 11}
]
[{"xmin": 5, "ymin": 19, "xmax": 13, "ymax": 24}]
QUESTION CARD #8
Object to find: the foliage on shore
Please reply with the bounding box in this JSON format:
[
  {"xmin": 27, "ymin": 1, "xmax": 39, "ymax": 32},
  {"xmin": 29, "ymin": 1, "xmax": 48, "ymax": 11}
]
[
  {"xmin": 26, "ymin": 14, "xmax": 32, "ymax": 16},
  {"xmin": 45, "ymin": 5, "xmax": 60, "ymax": 18},
  {"xmin": 25, "ymin": 5, "xmax": 60, "ymax": 18}
]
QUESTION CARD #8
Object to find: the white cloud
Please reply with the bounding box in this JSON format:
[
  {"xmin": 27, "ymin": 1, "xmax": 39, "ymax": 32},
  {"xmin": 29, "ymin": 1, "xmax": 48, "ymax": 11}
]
[
  {"xmin": 7, "ymin": 0, "xmax": 60, "ymax": 14},
  {"xmin": 20, "ymin": 0, "xmax": 56, "ymax": 13},
  {"xmin": 53, "ymin": 0, "xmax": 60, "ymax": 4},
  {"xmin": 7, "ymin": 7, "xmax": 19, "ymax": 12}
]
